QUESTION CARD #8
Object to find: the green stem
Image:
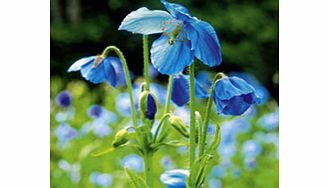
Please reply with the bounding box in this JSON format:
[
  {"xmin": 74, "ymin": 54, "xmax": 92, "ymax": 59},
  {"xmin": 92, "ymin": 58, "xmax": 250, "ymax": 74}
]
[
  {"xmin": 144, "ymin": 153, "xmax": 153, "ymax": 188},
  {"xmin": 153, "ymin": 113, "xmax": 171, "ymax": 142},
  {"xmin": 189, "ymin": 62, "xmax": 196, "ymax": 171},
  {"xmin": 199, "ymin": 85, "xmax": 215, "ymax": 157},
  {"xmin": 164, "ymin": 76, "xmax": 174, "ymax": 114},
  {"xmin": 199, "ymin": 73, "xmax": 225, "ymax": 157},
  {"xmin": 101, "ymin": 46, "xmax": 138, "ymax": 128},
  {"xmin": 143, "ymin": 35, "xmax": 150, "ymax": 91}
]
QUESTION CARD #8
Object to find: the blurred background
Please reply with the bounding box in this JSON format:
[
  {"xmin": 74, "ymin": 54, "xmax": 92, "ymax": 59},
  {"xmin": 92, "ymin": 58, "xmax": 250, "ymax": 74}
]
[
  {"xmin": 51, "ymin": 0, "xmax": 278, "ymax": 100},
  {"xmin": 51, "ymin": 0, "xmax": 278, "ymax": 188}
]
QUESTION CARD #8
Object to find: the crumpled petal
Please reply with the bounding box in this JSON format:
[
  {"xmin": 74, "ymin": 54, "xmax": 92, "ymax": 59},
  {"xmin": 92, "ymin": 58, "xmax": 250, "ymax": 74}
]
[
  {"xmin": 151, "ymin": 34, "xmax": 193, "ymax": 75},
  {"xmin": 161, "ymin": 0, "xmax": 191, "ymax": 21},
  {"xmin": 185, "ymin": 19, "xmax": 222, "ymax": 67},
  {"xmin": 68, "ymin": 56, "xmax": 95, "ymax": 72},
  {"xmin": 160, "ymin": 169, "xmax": 189, "ymax": 187},
  {"xmin": 119, "ymin": 7, "xmax": 173, "ymax": 35}
]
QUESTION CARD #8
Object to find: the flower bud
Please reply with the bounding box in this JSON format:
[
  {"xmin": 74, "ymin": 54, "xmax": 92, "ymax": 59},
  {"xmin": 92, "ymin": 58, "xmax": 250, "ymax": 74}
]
[
  {"xmin": 139, "ymin": 91, "xmax": 157, "ymax": 120},
  {"xmin": 169, "ymin": 116, "xmax": 189, "ymax": 138},
  {"xmin": 112, "ymin": 128, "xmax": 129, "ymax": 147}
]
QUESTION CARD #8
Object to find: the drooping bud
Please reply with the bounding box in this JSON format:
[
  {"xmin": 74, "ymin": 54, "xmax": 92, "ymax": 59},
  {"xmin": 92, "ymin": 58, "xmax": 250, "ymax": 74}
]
[
  {"xmin": 169, "ymin": 116, "xmax": 189, "ymax": 138},
  {"xmin": 112, "ymin": 128, "xmax": 129, "ymax": 147},
  {"xmin": 139, "ymin": 91, "xmax": 157, "ymax": 120}
]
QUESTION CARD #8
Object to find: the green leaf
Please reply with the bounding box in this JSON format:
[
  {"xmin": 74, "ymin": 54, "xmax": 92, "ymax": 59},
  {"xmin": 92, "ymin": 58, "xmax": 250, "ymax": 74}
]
[
  {"xmin": 124, "ymin": 168, "xmax": 150, "ymax": 188},
  {"xmin": 188, "ymin": 154, "xmax": 213, "ymax": 187},
  {"xmin": 206, "ymin": 124, "xmax": 221, "ymax": 155}
]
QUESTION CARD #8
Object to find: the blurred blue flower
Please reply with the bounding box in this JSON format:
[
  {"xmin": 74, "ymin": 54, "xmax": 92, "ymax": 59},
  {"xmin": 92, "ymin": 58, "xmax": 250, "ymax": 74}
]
[
  {"xmin": 160, "ymin": 169, "xmax": 189, "ymax": 188},
  {"xmin": 89, "ymin": 172, "xmax": 113, "ymax": 187},
  {"xmin": 56, "ymin": 90, "xmax": 72, "ymax": 108},
  {"xmin": 68, "ymin": 56, "xmax": 124, "ymax": 87},
  {"xmin": 115, "ymin": 84, "xmax": 140, "ymax": 116},
  {"xmin": 92, "ymin": 118, "xmax": 112, "ymax": 138},
  {"xmin": 58, "ymin": 160, "xmax": 80, "ymax": 184},
  {"xmin": 55, "ymin": 123, "xmax": 77, "ymax": 147},
  {"xmin": 257, "ymin": 108, "xmax": 279, "ymax": 130},
  {"xmin": 150, "ymin": 83, "xmax": 167, "ymax": 104},
  {"xmin": 218, "ymin": 143, "xmax": 236, "ymax": 160},
  {"xmin": 176, "ymin": 146, "xmax": 188, "ymax": 155},
  {"xmin": 196, "ymin": 71, "xmax": 212, "ymax": 89},
  {"xmin": 171, "ymin": 74, "xmax": 208, "ymax": 106},
  {"xmin": 229, "ymin": 72, "xmax": 270, "ymax": 104},
  {"xmin": 119, "ymin": 0, "xmax": 222, "ymax": 75},
  {"xmin": 242, "ymin": 140, "xmax": 262, "ymax": 158},
  {"xmin": 121, "ymin": 154, "xmax": 144, "ymax": 172},
  {"xmin": 232, "ymin": 168, "xmax": 241, "ymax": 179},
  {"xmin": 212, "ymin": 76, "xmax": 261, "ymax": 116},
  {"xmin": 244, "ymin": 157, "xmax": 256, "ymax": 170},
  {"xmin": 160, "ymin": 156, "xmax": 176, "ymax": 170},
  {"xmin": 207, "ymin": 124, "xmax": 216, "ymax": 135},
  {"xmin": 88, "ymin": 104, "xmax": 103, "ymax": 119},
  {"xmin": 211, "ymin": 165, "xmax": 226, "ymax": 178},
  {"xmin": 209, "ymin": 179, "xmax": 222, "ymax": 188},
  {"xmin": 55, "ymin": 109, "xmax": 74, "ymax": 122},
  {"xmin": 174, "ymin": 106, "xmax": 190, "ymax": 125}
]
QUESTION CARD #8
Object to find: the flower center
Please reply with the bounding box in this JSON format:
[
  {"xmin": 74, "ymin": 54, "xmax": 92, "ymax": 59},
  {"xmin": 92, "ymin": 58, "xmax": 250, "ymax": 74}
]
[
  {"xmin": 162, "ymin": 20, "xmax": 187, "ymax": 45},
  {"xmin": 93, "ymin": 55, "xmax": 103, "ymax": 68}
]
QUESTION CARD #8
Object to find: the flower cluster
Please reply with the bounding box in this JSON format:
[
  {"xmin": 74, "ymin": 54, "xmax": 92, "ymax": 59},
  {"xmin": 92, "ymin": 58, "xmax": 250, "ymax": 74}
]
[{"xmin": 61, "ymin": 0, "xmax": 272, "ymax": 188}]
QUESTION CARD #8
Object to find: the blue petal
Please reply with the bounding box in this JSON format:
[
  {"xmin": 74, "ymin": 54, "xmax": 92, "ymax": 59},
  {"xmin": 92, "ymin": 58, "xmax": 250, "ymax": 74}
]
[
  {"xmin": 195, "ymin": 78, "xmax": 209, "ymax": 98},
  {"xmin": 151, "ymin": 34, "xmax": 193, "ymax": 75},
  {"xmin": 82, "ymin": 61, "xmax": 106, "ymax": 84},
  {"xmin": 160, "ymin": 169, "xmax": 189, "ymax": 187},
  {"xmin": 171, "ymin": 75, "xmax": 209, "ymax": 106},
  {"xmin": 213, "ymin": 77, "xmax": 254, "ymax": 100},
  {"xmin": 119, "ymin": 7, "xmax": 173, "ymax": 35},
  {"xmin": 185, "ymin": 19, "xmax": 222, "ymax": 67},
  {"xmin": 68, "ymin": 56, "xmax": 95, "ymax": 72},
  {"xmin": 103, "ymin": 57, "xmax": 117, "ymax": 87},
  {"xmin": 161, "ymin": 0, "xmax": 191, "ymax": 21},
  {"xmin": 171, "ymin": 75, "xmax": 190, "ymax": 106},
  {"xmin": 110, "ymin": 57, "xmax": 133, "ymax": 87}
]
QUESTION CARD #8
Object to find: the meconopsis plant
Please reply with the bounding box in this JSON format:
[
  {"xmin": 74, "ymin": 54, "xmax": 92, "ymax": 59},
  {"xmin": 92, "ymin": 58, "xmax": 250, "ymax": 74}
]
[{"xmin": 67, "ymin": 0, "xmax": 261, "ymax": 188}]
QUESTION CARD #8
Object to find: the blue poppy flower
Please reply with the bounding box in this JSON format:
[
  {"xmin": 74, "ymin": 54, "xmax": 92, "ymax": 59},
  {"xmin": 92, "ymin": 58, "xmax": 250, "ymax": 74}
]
[
  {"xmin": 242, "ymin": 140, "xmax": 262, "ymax": 158},
  {"xmin": 119, "ymin": 0, "xmax": 222, "ymax": 75},
  {"xmin": 229, "ymin": 72, "xmax": 270, "ymax": 104},
  {"xmin": 171, "ymin": 74, "xmax": 208, "ymax": 106},
  {"xmin": 56, "ymin": 90, "xmax": 72, "ymax": 108},
  {"xmin": 212, "ymin": 76, "xmax": 261, "ymax": 116},
  {"xmin": 68, "ymin": 56, "xmax": 125, "ymax": 87},
  {"xmin": 160, "ymin": 169, "xmax": 189, "ymax": 188}
]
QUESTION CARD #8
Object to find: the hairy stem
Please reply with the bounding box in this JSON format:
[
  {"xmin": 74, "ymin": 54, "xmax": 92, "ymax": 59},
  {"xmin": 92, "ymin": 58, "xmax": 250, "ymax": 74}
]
[
  {"xmin": 144, "ymin": 153, "xmax": 153, "ymax": 188},
  {"xmin": 164, "ymin": 76, "xmax": 173, "ymax": 114},
  {"xmin": 189, "ymin": 62, "xmax": 196, "ymax": 171},
  {"xmin": 101, "ymin": 46, "xmax": 138, "ymax": 128},
  {"xmin": 143, "ymin": 35, "xmax": 150, "ymax": 91}
]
